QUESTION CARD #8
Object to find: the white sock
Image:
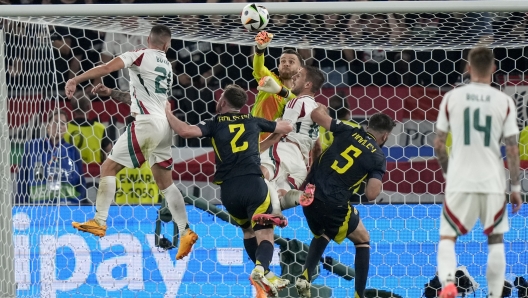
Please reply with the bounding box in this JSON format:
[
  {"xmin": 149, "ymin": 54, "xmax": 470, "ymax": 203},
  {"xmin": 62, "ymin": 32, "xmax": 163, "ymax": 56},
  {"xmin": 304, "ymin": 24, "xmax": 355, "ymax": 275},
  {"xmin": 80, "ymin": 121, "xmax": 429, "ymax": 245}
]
[
  {"xmin": 264, "ymin": 179, "xmax": 281, "ymax": 214},
  {"xmin": 437, "ymin": 239, "xmax": 457, "ymax": 286},
  {"xmin": 487, "ymin": 243, "xmax": 506, "ymax": 297},
  {"xmin": 281, "ymin": 190, "xmax": 302, "ymax": 210},
  {"xmin": 161, "ymin": 184, "xmax": 189, "ymax": 236},
  {"xmin": 94, "ymin": 176, "xmax": 117, "ymax": 226}
]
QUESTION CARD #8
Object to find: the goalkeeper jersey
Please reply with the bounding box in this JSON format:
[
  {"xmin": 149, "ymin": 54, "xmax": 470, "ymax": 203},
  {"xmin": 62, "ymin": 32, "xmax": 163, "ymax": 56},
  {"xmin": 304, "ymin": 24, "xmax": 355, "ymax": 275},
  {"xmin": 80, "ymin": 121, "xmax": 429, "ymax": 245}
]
[
  {"xmin": 118, "ymin": 49, "xmax": 172, "ymax": 117},
  {"xmin": 436, "ymin": 82, "xmax": 519, "ymax": 194},
  {"xmin": 251, "ymin": 53, "xmax": 296, "ymax": 140}
]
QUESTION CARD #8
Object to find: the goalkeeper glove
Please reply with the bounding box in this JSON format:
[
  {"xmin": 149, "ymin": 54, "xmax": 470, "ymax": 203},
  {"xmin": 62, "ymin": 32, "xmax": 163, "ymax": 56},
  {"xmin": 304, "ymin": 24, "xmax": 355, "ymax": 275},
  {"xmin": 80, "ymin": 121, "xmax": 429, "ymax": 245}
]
[
  {"xmin": 257, "ymin": 76, "xmax": 290, "ymax": 98},
  {"xmin": 255, "ymin": 31, "xmax": 273, "ymax": 54}
]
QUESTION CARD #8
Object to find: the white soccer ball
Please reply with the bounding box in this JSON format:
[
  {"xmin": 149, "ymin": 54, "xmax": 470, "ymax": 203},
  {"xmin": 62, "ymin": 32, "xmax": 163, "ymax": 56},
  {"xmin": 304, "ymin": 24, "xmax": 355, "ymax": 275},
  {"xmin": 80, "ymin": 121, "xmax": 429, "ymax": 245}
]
[{"xmin": 241, "ymin": 3, "xmax": 270, "ymax": 32}]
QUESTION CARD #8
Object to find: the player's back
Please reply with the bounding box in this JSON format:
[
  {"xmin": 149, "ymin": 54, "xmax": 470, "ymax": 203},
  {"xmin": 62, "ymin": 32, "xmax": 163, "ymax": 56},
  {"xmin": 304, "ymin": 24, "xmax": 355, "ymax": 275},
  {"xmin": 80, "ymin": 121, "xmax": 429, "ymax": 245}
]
[
  {"xmin": 441, "ymin": 83, "xmax": 516, "ymax": 193},
  {"xmin": 120, "ymin": 48, "xmax": 172, "ymax": 117},
  {"xmin": 206, "ymin": 113, "xmax": 273, "ymax": 183},
  {"xmin": 283, "ymin": 95, "xmax": 320, "ymax": 161},
  {"xmin": 312, "ymin": 123, "xmax": 385, "ymax": 205}
]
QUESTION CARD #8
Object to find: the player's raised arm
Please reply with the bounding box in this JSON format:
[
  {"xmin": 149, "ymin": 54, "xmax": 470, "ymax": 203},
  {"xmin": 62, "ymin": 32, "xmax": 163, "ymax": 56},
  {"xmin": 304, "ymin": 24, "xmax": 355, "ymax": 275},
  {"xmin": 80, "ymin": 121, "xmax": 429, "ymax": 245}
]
[
  {"xmin": 253, "ymin": 31, "xmax": 274, "ymax": 80},
  {"xmin": 65, "ymin": 57, "xmax": 125, "ymax": 99},
  {"xmin": 310, "ymin": 103, "xmax": 332, "ymax": 130},
  {"xmin": 92, "ymin": 84, "xmax": 132, "ymax": 105},
  {"xmin": 165, "ymin": 102, "xmax": 203, "ymax": 138},
  {"xmin": 258, "ymin": 119, "xmax": 293, "ymax": 153}
]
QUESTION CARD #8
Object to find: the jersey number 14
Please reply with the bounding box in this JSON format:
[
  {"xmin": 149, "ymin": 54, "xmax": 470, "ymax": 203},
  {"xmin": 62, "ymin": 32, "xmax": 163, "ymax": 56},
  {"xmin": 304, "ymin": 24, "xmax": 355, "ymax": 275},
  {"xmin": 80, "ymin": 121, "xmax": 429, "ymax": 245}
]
[{"xmin": 464, "ymin": 107, "xmax": 492, "ymax": 147}]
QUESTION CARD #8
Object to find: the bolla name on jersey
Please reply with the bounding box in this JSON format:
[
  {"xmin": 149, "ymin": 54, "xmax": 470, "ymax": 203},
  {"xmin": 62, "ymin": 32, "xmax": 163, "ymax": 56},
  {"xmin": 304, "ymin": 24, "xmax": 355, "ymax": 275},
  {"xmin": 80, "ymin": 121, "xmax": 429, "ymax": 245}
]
[
  {"xmin": 156, "ymin": 56, "xmax": 170, "ymax": 66},
  {"xmin": 466, "ymin": 93, "xmax": 490, "ymax": 102}
]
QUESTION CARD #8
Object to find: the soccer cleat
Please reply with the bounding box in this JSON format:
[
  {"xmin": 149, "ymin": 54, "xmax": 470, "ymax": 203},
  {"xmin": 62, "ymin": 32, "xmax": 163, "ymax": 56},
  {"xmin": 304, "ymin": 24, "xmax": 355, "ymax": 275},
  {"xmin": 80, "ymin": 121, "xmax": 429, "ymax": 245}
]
[
  {"xmin": 296, "ymin": 277, "xmax": 311, "ymax": 298},
  {"xmin": 252, "ymin": 213, "xmax": 288, "ymax": 228},
  {"xmin": 72, "ymin": 219, "xmax": 107, "ymax": 237},
  {"xmin": 267, "ymin": 275, "xmax": 290, "ymax": 292},
  {"xmin": 439, "ymin": 282, "xmax": 458, "ymax": 298},
  {"xmin": 299, "ymin": 184, "xmax": 315, "ymax": 207},
  {"xmin": 176, "ymin": 229, "xmax": 199, "ymax": 260},
  {"xmin": 250, "ymin": 268, "xmax": 278, "ymax": 297}
]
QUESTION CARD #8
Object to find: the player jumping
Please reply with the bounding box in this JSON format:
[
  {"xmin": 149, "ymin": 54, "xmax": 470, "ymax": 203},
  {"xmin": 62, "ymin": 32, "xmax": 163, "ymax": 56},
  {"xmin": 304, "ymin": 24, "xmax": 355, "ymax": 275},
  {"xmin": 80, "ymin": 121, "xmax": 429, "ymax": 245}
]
[
  {"xmin": 252, "ymin": 66, "xmax": 325, "ymax": 226},
  {"xmin": 434, "ymin": 47, "xmax": 523, "ymax": 298},
  {"xmin": 164, "ymin": 84, "xmax": 293, "ymax": 298},
  {"xmin": 296, "ymin": 105, "xmax": 395, "ymax": 298},
  {"xmin": 64, "ymin": 25, "xmax": 198, "ymax": 260}
]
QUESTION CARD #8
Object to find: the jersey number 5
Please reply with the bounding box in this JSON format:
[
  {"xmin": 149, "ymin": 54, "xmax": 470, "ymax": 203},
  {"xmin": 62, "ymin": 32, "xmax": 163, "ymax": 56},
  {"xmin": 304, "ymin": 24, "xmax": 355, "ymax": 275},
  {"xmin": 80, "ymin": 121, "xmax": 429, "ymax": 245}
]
[
  {"xmin": 331, "ymin": 144, "xmax": 362, "ymax": 174},
  {"xmin": 464, "ymin": 107, "xmax": 492, "ymax": 147},
  {"xmin": 229, "ymin": 124, "xmax": 248, "ymax": 153}
]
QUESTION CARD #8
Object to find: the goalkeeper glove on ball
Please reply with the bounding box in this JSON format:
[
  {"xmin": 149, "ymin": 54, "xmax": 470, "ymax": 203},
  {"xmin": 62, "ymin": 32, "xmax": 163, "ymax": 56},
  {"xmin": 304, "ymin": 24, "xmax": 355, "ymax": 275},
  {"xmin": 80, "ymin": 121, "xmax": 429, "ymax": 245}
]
[{"xmin": 255, "ymin": 31, "xmax": 273, "ymax": 53}]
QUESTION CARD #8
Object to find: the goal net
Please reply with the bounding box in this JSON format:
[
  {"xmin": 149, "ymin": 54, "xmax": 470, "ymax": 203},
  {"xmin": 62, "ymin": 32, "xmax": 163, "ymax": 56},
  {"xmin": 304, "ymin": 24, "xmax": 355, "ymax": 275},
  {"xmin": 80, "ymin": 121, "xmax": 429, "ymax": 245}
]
[{"xmin": 2, "ymin": 2, "xmax": 528, "ymax": 297}]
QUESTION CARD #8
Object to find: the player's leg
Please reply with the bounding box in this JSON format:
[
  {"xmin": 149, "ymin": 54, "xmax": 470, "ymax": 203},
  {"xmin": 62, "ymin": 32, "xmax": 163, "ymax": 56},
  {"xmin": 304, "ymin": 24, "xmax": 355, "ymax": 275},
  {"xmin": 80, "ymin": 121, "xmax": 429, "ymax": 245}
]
[
  {"xmin": 482, "ymin": 194, "xmax": 509, "ymax": 298},
  {"xmin": 437, "ymin": 192, "xmax": 479, "ymax": 298},
  {"xmin": 346, "ymin": 217, "xmax": 370, "ymax": 298},
  {"xmin": 259, "ymin": 145, "xmax": 284, "ymax": 217},
  {"xmin": 150, "ymin": 123, "xmax": 197, "ymax": 260},
  {"xmin": 296, "ymin": 199, "xmax": 331, "ymax": 298}
]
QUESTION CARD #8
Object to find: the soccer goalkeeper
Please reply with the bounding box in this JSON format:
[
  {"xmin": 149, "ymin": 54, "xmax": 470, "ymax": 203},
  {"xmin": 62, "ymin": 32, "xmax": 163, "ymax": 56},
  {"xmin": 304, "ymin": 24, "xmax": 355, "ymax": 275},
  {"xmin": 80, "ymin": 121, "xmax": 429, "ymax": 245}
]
[{"xmin": 252, "ymin": 31, "xmax": 303, "ymax": 137}]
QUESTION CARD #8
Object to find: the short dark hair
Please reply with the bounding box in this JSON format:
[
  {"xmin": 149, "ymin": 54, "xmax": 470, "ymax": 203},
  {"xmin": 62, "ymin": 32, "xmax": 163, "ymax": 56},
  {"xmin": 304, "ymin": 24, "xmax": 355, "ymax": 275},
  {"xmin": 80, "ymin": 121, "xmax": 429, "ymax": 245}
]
[
  {"xmin": 223, "ymin": 84, "xmax": 247, "ymax": 109},
  {"xmin": 72, "ymin": 97, "xmax": 91, "ymax": 113},
  {"xmin": 281, "ymin": 49, "xmax": 304, "ymax": 66},
  {"xmin": 468, "ymin": 47, "xmax": 494, "ymax": 76},
  {"xmin": 368, "ymin": 113, "xmax": 396, "ymax": 133},
  {"xmin": 303, "ymin": 65, "xmax": 325, "ymax": 93},
  {"xmin": 328, "ymin": 92, "xmax": 349, "ymax": 120},
  {"xmin": 47, "ymin": 108, "xmax": 68, "ymax": 123},
  {"xmin": 150, "ymin": 24, "xmax": 172, "ymax": 46}
]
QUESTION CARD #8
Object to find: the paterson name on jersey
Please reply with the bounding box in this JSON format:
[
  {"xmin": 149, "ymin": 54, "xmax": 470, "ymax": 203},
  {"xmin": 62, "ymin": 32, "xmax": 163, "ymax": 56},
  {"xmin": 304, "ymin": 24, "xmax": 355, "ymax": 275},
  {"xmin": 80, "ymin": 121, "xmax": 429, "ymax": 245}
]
[
  {"xmin": 119, "ymin": 49, "xmax": 173, "ymax": 117},
  {"xmin": 436, "ymin": 82, "xmax": 519, "ymax": 194}
]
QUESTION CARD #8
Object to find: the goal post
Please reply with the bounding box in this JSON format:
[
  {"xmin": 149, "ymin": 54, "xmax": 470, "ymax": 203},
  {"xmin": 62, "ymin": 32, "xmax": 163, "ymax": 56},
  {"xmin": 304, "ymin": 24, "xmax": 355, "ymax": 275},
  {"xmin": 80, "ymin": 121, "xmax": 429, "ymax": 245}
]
[{"xmin": 2, "ymin": 2, "xmax": 528, "ymax": 297}]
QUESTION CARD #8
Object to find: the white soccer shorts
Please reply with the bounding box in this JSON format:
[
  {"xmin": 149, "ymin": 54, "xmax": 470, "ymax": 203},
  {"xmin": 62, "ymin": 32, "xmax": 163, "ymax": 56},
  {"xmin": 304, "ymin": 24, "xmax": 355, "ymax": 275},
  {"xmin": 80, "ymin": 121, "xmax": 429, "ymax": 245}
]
[
  {"xmin": 108, "ymin": 115, "xmax": 173, "ymax": 170},
  {"xmin": 440, "ymin": 192, "xmax": 509, "ymax": 237},
  {"xmin": 260, "ymin": 141, "xmax": 307, "ymax": 189}
]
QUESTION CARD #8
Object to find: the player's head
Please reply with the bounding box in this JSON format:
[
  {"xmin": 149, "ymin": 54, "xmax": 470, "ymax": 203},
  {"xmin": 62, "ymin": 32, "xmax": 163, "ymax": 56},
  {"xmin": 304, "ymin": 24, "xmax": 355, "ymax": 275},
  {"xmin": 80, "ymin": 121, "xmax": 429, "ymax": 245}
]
[
  {"xmin": 328, "ymin": 92, "xmax": 350, "ymax": 120},
  {"xmin": 148, "ymin": 25, "xmax": 172, "ymax": 52},
  {"xmin": 217, "ymin": 84, "xmax": 247, "ymax": 114},
  {"xmin": 72, "ymin": 97, "xmax": 91, "ymax": 117},
  {"xmin": 291, "ymin": 65, "xmax": 325, "ymax": 96},
  {"xmin": 467, "ymin": 46, "xmax": 496, "ymax": 79},
  {"xmin": 46, "ymin": 109, "xmax": 68, "ymax": 142},
  {"xmin": 367, "ymin": 113, "xmax": 396, "ymax": 147},
  {"xmin": 278, "ymin": 49, "xmax": 304, "ymax": 80}
]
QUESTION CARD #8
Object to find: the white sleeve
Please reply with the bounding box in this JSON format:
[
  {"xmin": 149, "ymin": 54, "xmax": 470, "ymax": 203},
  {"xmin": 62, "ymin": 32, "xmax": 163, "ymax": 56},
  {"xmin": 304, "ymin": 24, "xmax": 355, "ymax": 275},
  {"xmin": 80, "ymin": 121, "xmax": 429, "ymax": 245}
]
[
  {"xmin": 118, "ymin": 51, "xmax": 143, "ymax": 69},
  {"xmin": 503, "ymin": 95, "xmax": 519, "ymax": 138},
  {"xmin": 436, "ymin": 92, "xmax": 450, "ymax": 133},
  {"xmin": 282, "ymin": 97, "xmax": 305, "ymax": 124}
]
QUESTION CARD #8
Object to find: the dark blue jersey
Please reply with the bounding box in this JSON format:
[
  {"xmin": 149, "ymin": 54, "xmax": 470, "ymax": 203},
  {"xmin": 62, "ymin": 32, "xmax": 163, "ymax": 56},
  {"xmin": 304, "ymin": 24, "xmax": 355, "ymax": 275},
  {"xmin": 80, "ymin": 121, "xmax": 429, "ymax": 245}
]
[
  {"xmin": 310, "ymin": 119, "xmax": 386, "ymax": 204},
  {"xmin": 197, "ymin": 113, "xmax": 277, "ymax": 183}
]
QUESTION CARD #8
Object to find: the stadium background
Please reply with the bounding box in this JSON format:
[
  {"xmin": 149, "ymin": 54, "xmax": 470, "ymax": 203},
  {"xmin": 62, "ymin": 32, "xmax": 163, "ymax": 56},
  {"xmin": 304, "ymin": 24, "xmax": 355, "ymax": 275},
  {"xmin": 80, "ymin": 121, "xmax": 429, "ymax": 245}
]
[{"xmin": 3, "ymin": 1, "xmax": 528, "ymax": 297}]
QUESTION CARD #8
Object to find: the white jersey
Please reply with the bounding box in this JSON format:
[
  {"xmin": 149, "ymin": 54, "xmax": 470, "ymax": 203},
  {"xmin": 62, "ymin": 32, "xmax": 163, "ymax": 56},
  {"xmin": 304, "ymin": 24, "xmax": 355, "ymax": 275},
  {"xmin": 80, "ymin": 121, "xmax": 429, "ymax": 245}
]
[
  {"xmin": 118, "ymin": 49, "xmax": 172, "ymax": 117},
  {"xmin": 436, "ymin": 82, "xmax": 519, "ymax": 194},
  {"xmin": 282, "ymin": 95, "xmax": 319, "ymax": 163}
]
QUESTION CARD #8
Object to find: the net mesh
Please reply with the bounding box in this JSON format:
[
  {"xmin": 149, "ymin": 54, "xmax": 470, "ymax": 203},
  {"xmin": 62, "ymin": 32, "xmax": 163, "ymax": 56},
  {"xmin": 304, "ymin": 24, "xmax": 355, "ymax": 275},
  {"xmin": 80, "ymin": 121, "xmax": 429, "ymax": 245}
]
[{"xmin": 2, "ymin": 10, "xmax": 528, "ymax": 298}]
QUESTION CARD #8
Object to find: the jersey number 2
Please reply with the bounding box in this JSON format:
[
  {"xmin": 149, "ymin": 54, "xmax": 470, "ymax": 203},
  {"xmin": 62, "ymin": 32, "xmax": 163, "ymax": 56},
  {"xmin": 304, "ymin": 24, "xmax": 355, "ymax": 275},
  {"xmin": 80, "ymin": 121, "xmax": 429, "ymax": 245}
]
[
  {"xmin": 464, "ymin": 107, "xmax": 492, "ymax": 147},
  {"xmin": 154, "ymin": 66, "xmax": 170, "ymax": 94},
  {"xmin": 229, "ymin": 124, "xmax": 248, "ymax": 153},
  {"xmin": 331, "ymin": 144, "xmax": 362, "ymax": 174}
]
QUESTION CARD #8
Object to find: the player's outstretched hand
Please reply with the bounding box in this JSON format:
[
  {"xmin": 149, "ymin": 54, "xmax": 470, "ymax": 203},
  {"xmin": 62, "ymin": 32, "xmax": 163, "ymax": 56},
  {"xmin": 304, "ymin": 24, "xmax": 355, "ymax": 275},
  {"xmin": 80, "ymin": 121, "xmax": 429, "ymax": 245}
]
[
  {"xmin": 257, "ymin": 76, "xmax": 282, "ymax": 94},
  {"xmin": 92, "ymin": 83, "xmax": 112, "ymax": 97},
  {"xmin": 65, "ymin": 79, "xmax": 77, "ymax": 99},
  {"xmin": 255, "ymin": 31, "xmax": 273, "ymax": 50},
  {"xmin": 510, "ymin": 191, "xmax": 523, "ymax": 214}
]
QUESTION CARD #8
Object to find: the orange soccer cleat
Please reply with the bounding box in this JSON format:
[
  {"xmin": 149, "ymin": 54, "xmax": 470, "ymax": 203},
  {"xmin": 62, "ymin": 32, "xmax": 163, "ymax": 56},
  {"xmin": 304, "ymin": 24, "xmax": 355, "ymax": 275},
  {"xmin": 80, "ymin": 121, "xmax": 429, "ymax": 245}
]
[
  {"xmin": 439, "ymin": 283, "xmax": 458, "ymax": 298},
  {"xmin": 176, "ymin": 229, "xmax": 199, "ymax": 260},
  {"xmin": 72, "ymin": 219, "xmax": 107, "ymax": 237}
]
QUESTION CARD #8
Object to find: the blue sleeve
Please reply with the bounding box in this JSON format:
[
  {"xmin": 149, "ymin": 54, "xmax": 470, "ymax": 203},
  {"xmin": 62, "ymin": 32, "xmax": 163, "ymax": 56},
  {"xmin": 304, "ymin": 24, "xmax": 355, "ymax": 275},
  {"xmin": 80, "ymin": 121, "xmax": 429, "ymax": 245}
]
[
  {"xmin": 16, "ymin": 142, "xmax": 31, "ymax": 204},
  {"xmin": 330, "ymin": 119, "xmax": 356, "ymax": 134},
  {"xmin": 72, "ymin": 147, "xmax": 86, "ymax": 201},
  {"xmin": 368, "ymin": 153, "xmax": 386, "ymax": 181},
  {"xmin": 256, "ymin": 118, "xmax": 277, "ymax": 133}
]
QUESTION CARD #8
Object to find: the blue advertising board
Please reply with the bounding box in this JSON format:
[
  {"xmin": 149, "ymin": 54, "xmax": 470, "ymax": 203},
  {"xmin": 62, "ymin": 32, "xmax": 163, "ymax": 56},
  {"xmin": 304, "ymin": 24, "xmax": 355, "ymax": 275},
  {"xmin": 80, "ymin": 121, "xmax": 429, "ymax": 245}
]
[{"xmin": 12, "ymin": 204, "xmax": 528, "ymax": 297}]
